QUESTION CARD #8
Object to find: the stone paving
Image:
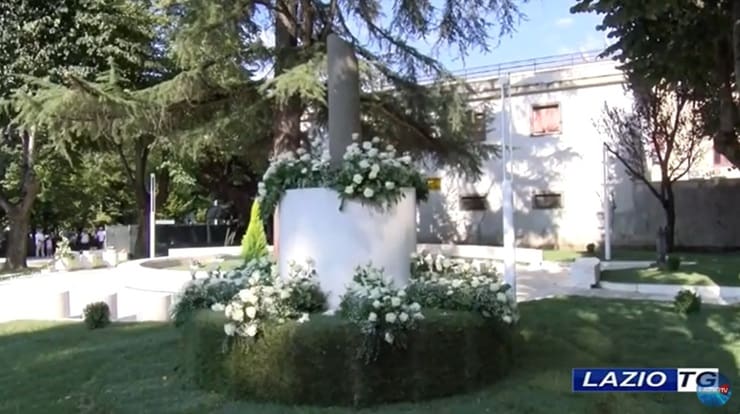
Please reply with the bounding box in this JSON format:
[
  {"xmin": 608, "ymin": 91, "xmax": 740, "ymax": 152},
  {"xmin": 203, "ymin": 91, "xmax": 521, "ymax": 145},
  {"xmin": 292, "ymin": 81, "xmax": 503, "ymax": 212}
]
[{"xmin": 0, "ymin": 259, "xmax": 736, "ymax": 323}]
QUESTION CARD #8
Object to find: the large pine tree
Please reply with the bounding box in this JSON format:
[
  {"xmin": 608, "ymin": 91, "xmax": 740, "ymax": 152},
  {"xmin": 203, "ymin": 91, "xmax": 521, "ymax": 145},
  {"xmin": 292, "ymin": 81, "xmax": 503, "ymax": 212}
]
[{"xmin": 9, "ymin": 0, "xmax": 526, "ymax": 256}]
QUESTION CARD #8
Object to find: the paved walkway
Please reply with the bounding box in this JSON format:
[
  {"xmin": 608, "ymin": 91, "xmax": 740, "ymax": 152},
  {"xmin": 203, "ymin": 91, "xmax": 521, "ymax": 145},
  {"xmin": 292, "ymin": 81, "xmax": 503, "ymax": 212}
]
[{"xmin": 0, "ymin": 260, "xmax": 736, "ymax": 323}]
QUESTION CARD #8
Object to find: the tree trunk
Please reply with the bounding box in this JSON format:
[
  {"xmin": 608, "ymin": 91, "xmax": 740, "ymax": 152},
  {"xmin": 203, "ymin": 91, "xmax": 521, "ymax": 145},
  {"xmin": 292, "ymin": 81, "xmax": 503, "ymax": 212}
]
[
  {"xmin": 663, "ymin": 189, "xmax": 677, "ymax": 253},
  {"xmin": 133, "ymin": 196, "xmax": 150, "ymax": 258},
  {"xmin": 4, "ymin": 209, "xmax": 31, "ymax": 271}
]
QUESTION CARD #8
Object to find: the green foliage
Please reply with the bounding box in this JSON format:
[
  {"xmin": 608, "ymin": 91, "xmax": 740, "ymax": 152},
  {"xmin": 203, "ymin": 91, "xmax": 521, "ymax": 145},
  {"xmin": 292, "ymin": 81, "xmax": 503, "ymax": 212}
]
[
  {"xmin": 240, "ymin": 201, "xmax": 268, "ymax": 262},
  {"xmin": 83, "ymin": 302, "xmax": 111, "ymax": 329},
  {"xmin": 172, "ymin": 277, "xmax": 242, "ymax": 327},
  {"xmin": 183, "ymin": 309, "xmax": 514, "ymax": 407},
  {"xmin": 665, "ymin": 256, "xmax": 682, "ymax": 271},
  {"xmin": 674, "ymin": 288, "xmax": 701, "ymax": 315}
]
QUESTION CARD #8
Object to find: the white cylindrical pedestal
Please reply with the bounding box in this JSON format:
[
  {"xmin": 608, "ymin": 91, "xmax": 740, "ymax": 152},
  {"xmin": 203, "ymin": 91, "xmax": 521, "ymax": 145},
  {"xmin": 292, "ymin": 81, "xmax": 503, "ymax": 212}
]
[
  {"xmin": 54, "ymin": 291, "xmax": 71, "ymax": 319},
  {"xmin": 136, "ymin": 294, "xmax": 172, "ymax": 322},
  {"xmin": 278, "ymin": 187, "xmax": 417, "ymax": 309},
  {"xmin": 104, "ymin": 293, "xmax": 118, "ymax": 321}
]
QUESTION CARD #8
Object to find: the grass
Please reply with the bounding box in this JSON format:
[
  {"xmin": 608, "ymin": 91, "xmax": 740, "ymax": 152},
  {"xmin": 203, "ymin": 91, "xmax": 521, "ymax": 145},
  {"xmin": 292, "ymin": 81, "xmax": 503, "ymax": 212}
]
[
  {"xmin": 543, "ymin": 248, "xmax": 663, "ymax": 262},
  {"xmin": 600, "ymin": 253, "xmax": 740, "ymax": 286},
  {"xmin": 0, "ymin": 297, "xmax": 738, "ymax": 414}
]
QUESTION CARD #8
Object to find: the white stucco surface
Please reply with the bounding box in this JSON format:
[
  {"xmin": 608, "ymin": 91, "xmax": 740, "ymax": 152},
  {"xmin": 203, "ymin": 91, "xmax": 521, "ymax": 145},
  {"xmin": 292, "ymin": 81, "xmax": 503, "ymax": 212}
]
[{"xmin": 277, "ymin": 187, "xmax": 417, "ymax": 309}]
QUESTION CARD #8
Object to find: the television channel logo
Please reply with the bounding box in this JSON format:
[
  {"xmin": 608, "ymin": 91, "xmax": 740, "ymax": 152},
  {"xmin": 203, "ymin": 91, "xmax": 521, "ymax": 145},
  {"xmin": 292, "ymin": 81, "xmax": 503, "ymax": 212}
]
[{"xmin": 572, "ymin": 368, "xmax": 732, "ymax": 407}]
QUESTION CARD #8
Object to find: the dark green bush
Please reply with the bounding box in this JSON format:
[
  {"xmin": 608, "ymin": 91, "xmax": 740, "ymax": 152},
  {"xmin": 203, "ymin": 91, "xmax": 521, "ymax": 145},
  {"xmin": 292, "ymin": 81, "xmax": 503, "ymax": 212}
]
[
  {"xmin": 83, "ymin": 302, "xmax": 111, "ymax": 330},
  {"xmin": 666, "ymin": 255, "xmax": 681, "ymax": 271},
  {"xmin": 674, "ymin": 289, "xmax": 701, "ymax": 315},
  {"xmin": 183, "ymin": 309, "xmax": 515, "ymax": 407}
]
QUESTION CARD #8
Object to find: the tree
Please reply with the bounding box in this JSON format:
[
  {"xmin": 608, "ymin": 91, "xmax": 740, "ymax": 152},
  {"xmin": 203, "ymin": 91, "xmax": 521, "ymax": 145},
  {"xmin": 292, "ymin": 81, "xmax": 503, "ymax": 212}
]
[
  {"xmin": 241, "ymin": 200, "xmax": 268, "ymax": 262},
  {"xmin": 597, "ymin": 83, "xmax": 703, "ymax": 252},
  {"xmin": 9, "ymin": 0, "xmax": 527, "ymax": 258},
  {"xmin": 571, "ymin": 0, "xmax": 740, "ymax": 168},
  {"xmin": 0, "ymin": 0, "xmax": 163, "ymax": 269}
]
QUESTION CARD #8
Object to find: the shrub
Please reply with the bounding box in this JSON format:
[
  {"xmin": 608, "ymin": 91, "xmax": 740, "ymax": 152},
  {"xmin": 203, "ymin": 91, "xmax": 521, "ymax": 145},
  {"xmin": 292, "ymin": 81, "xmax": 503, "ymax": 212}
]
[
  {"xmin": 83, "ymin": 302, "xmax": 111, "ymax": 329},
  {"xmin": 172, "ymin": 277, "xmax": 243, "ymax": 327},
  {"xmin": 408, "ymin": 252, "xmax": 519, "ymax": 325},
  {"xmin": 666, "ymin": 255, "xmax": 681, "ymax": 271},
  {"xmin": 183, "ymin": 309, "xmax": 515, "ymax": 407},
  {"xmin": 240, "ymin": 200, "xmax": 268, "ymax": 262},
  {"xmin": 586, "ymin": 243, "xmax": 596, "ymax": 254},
  {"xmin": 674, "ymin": 289, "xmax": 701, "ymax": 315}
]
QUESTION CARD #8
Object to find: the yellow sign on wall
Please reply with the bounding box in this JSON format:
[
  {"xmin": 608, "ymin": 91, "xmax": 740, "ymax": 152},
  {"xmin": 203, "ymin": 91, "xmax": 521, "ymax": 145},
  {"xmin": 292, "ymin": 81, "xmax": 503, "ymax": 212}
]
[{"xmin": 427, "ymin": 177, "xmax": 441, "ymax": 191}]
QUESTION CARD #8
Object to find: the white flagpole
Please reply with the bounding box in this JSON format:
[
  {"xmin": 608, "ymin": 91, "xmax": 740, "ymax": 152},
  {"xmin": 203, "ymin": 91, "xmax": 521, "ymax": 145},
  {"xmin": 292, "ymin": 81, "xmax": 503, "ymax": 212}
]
[
  {"xmin": 149, "ymin": 173, "xmax": 156, "ymax": 259},
  {"xmin": 501, "ymin": 75, "xmax": 516, "ymax": 294}
]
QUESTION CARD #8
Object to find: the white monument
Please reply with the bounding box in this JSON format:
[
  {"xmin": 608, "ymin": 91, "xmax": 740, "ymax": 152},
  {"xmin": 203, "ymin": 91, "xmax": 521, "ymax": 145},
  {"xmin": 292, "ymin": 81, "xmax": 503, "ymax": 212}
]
[{"xmin": 277, "ymin": 34, "xmax": 417, "ymax": 309}]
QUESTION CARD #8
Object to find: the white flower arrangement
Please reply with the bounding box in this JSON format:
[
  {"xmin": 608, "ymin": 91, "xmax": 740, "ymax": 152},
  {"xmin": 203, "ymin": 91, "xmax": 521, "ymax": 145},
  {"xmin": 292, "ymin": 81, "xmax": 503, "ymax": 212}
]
[
  {"xmin": 217, "ymin": 258, "xmax": 327, "ymax": 339},
  {"xmin": 408, "ymin": 252, "xmax": 519, "ymax": 325},
  {"xmin": 256, "ymin": 138, "xmax": 332, "ymax": 222},
  {"xmin": 339, "ymin": 264, "xmax": 423, "ymax": 362},
  {"xmin": 256, "ymin": 134, "xmax": 429, "ymax": 221},
  {"xmin": 334, "ymin": 134, "xmax": 428, "ymax": 210}
]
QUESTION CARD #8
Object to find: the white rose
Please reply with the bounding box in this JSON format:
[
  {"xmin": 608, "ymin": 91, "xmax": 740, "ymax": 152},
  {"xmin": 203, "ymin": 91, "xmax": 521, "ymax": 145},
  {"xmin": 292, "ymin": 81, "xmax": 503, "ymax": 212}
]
[
  {"xmin": 397, "ymin": 290, "xmax": 406, "ymax": 298},
  {"xmin": 399, "ymin": 312, "xmax": 409, "ymax": 323},
  {"xmin": 502, "ymin": 315, "xmax": 513, "ymax": 324},
  {"xmin": 363, "ymin": 188, "xmax": 374, "ymax": 198},
  {"xmin": 385, "ymin": 144, "xmax": 395, "ymax": 152},
  {"xmin": 368, "ymin": 148, "xmax": 378, "ymax": 157},
  {"xmin": 497, "ymin": 292, "xmax": 508, "ymax": 303},
  {"xmin": 232, "ymin": 308, "xmax": 244, "ymax": 322},
  {"xmin": 410, "ymin": 302, "xmax": 421, "ymax": 312},
  {"xmin": 258, "ymin": 188, "xmax": 267, "ymax": 197},
  {"xmin": 452, "ymin": 279, "xmax": 463, "ymax": 288},
  {"xmin": 224, "ymin": 323, "xmax": 236, "ymax": 336},
  {"xmin": 368, "ymin": 312, "xmax": 378, "ymax": 322},
  {"xmin": 352, "ymin": 132, "xmax": 360, "ymax": 141},
  {"xmin": 245, "ymin": 306, "xmax": 257, "ymax": 319},
  {"xmin": 372, "ymin": 136, "xmax": 381, "ymax": 143},
  {"xmin": 345, "ymin": 185, "xmax": 354, "ymax": 195},
  {"xmin": 300, "ymin": 154, "xmax": 310, "ymax": 162},
  {"xmin": 245, "ymin": 324, "xmax": 258, "ymax": 337},
  {"xmin": 400, "ymin": 155, "xmax": 412, "ymax": 164},
  {"xmin": 301, "ymin": 167, "xmax": 308, "ymax": 174},
  {"xmin": 368, "ymin": 170, "xmax": 378, "ymax": 179},
  {"xmin": 362, "ymin": 141, "xmax": 372, "ymax": 150},
  {"xmin": 413, "ymin": 312, "xmax": 425, "ymax": 320},
  {"xmin": 384, "ymin": 331, "xmax": 395, "ymax": 344},
  {"xmin": 280, "ymin": 290, "xmax": 290, "ymax": 299},
  {"xmin": 391, "ymin": 297, "xmax": 401, "ymax": 307},
  {"xmin": 211, "ymin": 303, "xmax": 225, "ymax": 312},
  {"xmin": 297, "ymin": 147, "xmax": 306, "ymax": 155},
  {"xmin": 385, "ymin": 181, "xmax": 395, "ymax": 190},
  {"xmin": 385, "ymin": 312, "xmax": 397, "ymax": 323},
  {"xmin": 359, "ymin": 160, "xmax": 370, "ymax": 169},
  {"xmin": 298, "ymin": 313, "xmax": 310, "ymax": 324},
  {"xmin": 353, "ymin": 174, "xmax": 363, "ymax": 184},
  {"xmin": 373, "ymin": 300, "xmax": 382, "ymax": 309}
]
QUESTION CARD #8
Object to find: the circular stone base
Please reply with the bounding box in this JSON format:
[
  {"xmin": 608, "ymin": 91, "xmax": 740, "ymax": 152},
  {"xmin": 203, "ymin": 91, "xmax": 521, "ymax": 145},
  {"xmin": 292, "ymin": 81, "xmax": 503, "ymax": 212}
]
[{"xmin": 183, "ymin": 310, "xmax": 515, "ymax": 407}]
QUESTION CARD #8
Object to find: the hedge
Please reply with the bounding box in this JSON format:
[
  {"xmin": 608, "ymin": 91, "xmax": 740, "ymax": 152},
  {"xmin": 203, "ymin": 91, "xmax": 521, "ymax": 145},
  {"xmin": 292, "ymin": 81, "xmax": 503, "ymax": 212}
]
[{"xmin": 183, "ymin": 309, "xmax": 516, "ymax": 407}]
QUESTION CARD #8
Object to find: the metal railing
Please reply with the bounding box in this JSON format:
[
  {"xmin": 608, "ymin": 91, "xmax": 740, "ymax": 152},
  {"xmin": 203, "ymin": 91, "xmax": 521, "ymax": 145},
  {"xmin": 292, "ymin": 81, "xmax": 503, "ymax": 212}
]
[{"xmin": 417, "ymin": 49, "xmax": 607, "ymax": 83}]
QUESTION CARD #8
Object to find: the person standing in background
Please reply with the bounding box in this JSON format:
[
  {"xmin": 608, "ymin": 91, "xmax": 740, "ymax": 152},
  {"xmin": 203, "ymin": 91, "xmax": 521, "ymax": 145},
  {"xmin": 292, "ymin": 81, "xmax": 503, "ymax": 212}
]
[
  {"xmin": 34, "ymin": 229, "xmax": 45, "ymax": 257},
  {"xmin": 96, "ymin": 226, "xmax": 106, "ymax": 249}
]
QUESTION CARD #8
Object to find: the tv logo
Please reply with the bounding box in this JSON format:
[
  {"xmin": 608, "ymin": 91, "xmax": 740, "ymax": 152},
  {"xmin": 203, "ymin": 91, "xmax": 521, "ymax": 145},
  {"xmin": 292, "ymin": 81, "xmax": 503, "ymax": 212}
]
[{"xmin": 572, "ymin": 368, "xmax": 719, "ymax": 392}]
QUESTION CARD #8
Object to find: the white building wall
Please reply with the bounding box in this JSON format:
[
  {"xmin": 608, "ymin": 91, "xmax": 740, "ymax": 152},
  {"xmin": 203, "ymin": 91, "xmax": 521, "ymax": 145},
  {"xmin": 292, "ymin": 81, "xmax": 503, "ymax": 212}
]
[{"xmin": 418, "ymin": 60, "xmax": 634, "ymax": 249}]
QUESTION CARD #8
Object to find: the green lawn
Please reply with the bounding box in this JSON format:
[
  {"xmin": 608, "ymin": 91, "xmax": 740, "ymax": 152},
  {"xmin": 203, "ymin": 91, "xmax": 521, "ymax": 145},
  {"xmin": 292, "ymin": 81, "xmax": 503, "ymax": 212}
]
[
  {"xmin": 543, "ymin": 248, "xmax": 662, "ymax": 262},
  {"xmin": 0, "ymin": 297, "xmax": 738, "ymax": 413},
  {"xmin": 600, "ymin": 253, "xmax": 740, "ymax": 287}
]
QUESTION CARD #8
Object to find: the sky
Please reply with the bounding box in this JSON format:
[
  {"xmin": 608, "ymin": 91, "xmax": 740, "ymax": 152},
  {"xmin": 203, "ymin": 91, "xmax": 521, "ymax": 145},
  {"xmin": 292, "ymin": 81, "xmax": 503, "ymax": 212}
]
[{"xmin": 413, "ymin": 0, "xmax": 609, "ymax": 72}]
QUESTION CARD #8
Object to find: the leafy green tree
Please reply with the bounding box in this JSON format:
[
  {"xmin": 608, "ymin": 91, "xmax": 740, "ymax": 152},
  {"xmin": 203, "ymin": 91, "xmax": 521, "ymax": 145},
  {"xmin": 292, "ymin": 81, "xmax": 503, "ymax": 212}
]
[
  {"xmin": 241, "ymin": 200, "xmax": 268, "ymax": 262},
  {"xmin": 0, "ymin": 0, "xmax": 161, "ymax": 269},
  {"xmin": 571, "ymin": 0, "xmax": 740, "ymax": 168},
  {"xmin": 9, "ymin": 0, "xmax": 527, "ymax": 257}
]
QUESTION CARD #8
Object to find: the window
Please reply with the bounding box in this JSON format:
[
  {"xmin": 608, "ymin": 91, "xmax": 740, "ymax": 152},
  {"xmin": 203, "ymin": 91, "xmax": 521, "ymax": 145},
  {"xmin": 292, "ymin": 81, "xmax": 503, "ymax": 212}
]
[
  {"xmin": 532, "ymin": 193, "xmax": 562, "ymax": 210},
  {"xmin": 469, "ymin": 110, "xmax": 487, "ymax": 141},
  {"xmin": 714, "ymin": 149, "xmax": 731, "ymax": 167},
  {"xmin": 459, "ymin": 194, "xmax": 488, "ymax": 211},
  {"xmin": 530, "ymin": 103, "xmax": 561, "ymax": 136}
]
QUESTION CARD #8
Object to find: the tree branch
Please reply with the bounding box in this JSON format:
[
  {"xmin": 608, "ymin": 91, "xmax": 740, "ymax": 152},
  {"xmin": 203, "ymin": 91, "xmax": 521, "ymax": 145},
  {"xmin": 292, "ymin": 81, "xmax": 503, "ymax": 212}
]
[{"xmin": 606, "ymin": 143, "xmax": 663, "ymax": 201}]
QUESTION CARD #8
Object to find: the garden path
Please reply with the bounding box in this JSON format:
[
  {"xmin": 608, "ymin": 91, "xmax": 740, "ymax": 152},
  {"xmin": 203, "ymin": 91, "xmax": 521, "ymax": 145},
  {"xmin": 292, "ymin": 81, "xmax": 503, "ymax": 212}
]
[{"xmin": 0, "ymin": 260, "xmax": 736, "ymax": 323}]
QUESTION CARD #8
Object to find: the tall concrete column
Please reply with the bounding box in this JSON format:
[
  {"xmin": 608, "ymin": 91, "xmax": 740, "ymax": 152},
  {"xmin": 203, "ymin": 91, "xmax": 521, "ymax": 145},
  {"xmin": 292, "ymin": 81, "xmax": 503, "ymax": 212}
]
[{"xmin": 327, "ymin": 34, "xmax": 361, "ymax": 166}]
